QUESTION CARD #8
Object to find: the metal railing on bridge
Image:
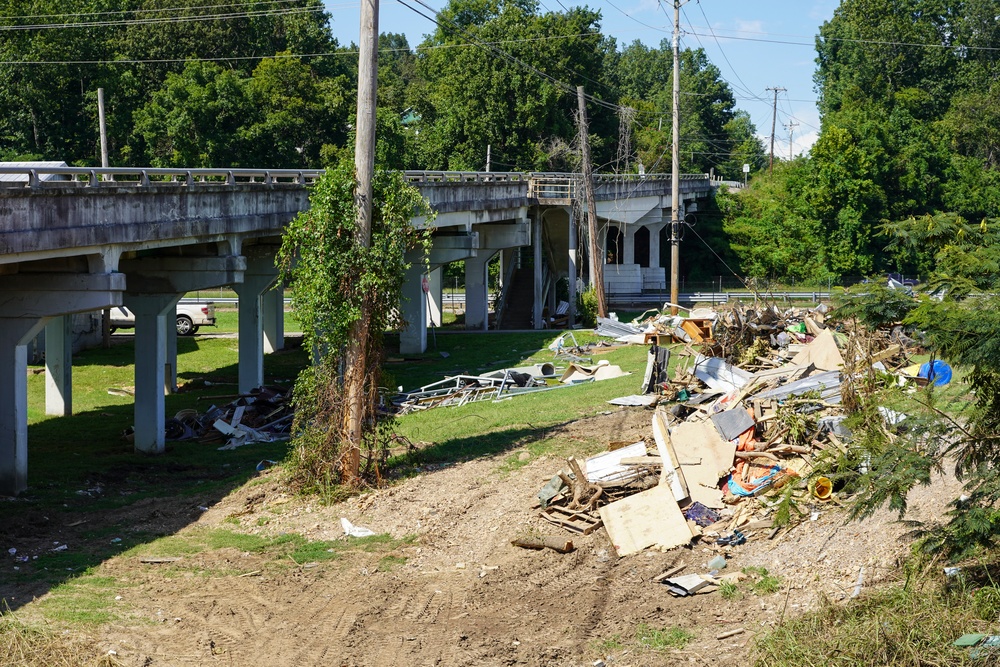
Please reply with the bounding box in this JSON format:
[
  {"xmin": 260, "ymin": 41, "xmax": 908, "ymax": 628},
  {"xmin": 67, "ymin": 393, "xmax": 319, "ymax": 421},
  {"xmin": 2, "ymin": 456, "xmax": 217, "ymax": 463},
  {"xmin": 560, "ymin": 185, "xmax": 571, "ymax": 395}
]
[
  {"xmin": 0, "ymin": 165, "xmax": 717, "ymax": 197},
  {"xmin": 0, "ymin": 166, "xmax": 324, "ymax": 189}
]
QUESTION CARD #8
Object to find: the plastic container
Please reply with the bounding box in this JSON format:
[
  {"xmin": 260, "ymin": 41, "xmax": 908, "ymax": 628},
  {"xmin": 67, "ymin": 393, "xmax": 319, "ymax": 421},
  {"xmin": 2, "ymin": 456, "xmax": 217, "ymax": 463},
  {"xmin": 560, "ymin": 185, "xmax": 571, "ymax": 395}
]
[
  {"xmin": 707, "ymin": 555, "xmax": 727, "ymax": 571},
  {"xmin": 811, "ymin": 476, "xmax": 833, "ymax": 501}
]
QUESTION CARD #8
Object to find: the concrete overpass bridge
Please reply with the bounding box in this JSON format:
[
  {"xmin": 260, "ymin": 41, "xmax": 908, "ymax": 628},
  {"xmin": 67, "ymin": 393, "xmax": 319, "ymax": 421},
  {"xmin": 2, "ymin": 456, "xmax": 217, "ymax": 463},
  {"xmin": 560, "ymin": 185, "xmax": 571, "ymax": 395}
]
[{"xmin": 0, "ymin": 164, "xmax": 715, "ymax": 495}]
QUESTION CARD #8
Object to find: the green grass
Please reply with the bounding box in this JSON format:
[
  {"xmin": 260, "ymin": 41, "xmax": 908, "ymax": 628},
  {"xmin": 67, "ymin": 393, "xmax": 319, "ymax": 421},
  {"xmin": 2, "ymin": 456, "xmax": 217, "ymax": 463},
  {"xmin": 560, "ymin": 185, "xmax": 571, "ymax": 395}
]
[
  {"xmin": 742, "ymin": 567, "xmax": 784, "ymax": 595},
  {"xmin": 719, "ymin": 580, "xmax": 743, "ymax": 600},
  {"xmin": 752, "ymin": 566, "xmax": 1000, "ymax": 667},
  {"xmin": 590, "ymin": 634, "xmax": 624, "ymax": 653},
  {"xmin": 635, "ymin": 624, "xmax": 696, "ymax": 651},
  {"xmin": 124, "ymin": 527, "xmax": 415, "ymax": 569},
  {"xmin": 36, "ymin": 573, "xmax": 123, "ymax": 626},
  {"xmin": 391, "ymin": 337, "xmax": 665, "ymax": 471}
]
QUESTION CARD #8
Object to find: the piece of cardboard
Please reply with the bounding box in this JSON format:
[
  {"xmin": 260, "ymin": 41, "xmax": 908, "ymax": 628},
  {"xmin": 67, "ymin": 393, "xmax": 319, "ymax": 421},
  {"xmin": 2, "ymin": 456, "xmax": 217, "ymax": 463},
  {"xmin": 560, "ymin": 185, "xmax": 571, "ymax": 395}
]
[
  {"xmin": 790, "ymin": 328, "xmax": 844, "ymax": 371},
  {"xmin": 599, "ymin": 484, "xmax": 693, "ymax": 557},
  {"xmin": 669, "ymin": 419, "xmax": 737, "ymax": 509}
]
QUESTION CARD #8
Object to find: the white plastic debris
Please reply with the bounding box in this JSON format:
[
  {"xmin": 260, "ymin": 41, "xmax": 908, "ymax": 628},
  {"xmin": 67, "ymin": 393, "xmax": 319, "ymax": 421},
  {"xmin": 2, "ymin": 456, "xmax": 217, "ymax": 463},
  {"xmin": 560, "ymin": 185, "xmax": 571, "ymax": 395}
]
[{"xmin": 340, "ymin": 517, "xmax": 376, "ymax": 538}]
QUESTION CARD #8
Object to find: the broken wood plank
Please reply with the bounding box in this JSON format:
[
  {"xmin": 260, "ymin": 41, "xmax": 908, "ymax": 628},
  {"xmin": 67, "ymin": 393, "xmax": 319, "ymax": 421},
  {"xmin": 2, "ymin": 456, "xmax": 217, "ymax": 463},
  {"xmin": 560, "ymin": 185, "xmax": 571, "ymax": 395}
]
[
  {"xmin": 717, "ymin": 628, "xmax": 746, "ymax": 640},
  {"xmin": 734, "ymin": 450, "xmax": 780, "ymax": 462},
  {"xmin": 653, "ymin": 563, "xmax": 687, "ymax": 582},
  {"xmin": 652, "ymin": 408, "xmax": 689, "ymax": 501},
  {"xmin": 538, "ymin": 506, "xmax": 602, "ymax": 535},
  {"xmin": 619, "ymin": 456, "xmax": 663, "ymax": 466},
  {"xmin": 139, "ymin": 557, "xmax": 181, "ymax": 564}
]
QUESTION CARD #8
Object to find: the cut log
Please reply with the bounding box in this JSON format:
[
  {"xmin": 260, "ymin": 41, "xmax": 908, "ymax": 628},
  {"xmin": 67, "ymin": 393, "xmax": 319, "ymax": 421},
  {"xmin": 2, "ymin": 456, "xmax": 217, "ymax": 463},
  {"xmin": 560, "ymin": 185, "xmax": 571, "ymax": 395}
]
[{"xmin": 511, "ymin": 536, "xmax": 575, "ymax": 553}]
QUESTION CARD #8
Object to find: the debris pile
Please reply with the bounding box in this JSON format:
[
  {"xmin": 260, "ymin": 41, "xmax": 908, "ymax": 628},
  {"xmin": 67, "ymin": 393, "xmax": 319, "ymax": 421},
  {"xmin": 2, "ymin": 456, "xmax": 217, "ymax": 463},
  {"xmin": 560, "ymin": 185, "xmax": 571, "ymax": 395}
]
[
  {"xmin": 530, "ymin": 299, "xmax": 924, "ymax": 595},
  {"xmin": 391, "ymin": 339, "xmax": 628, "ymax": 415},
  {"xmin": 127, "ymin": 385, "xmax": 294, "ymax": 450}
]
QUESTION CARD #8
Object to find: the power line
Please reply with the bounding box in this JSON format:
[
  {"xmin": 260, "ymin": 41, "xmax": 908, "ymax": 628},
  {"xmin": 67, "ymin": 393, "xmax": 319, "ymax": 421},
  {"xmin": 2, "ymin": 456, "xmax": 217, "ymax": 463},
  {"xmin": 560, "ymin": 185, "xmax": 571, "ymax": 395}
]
[
  {"xmin": 0, "ymin": 0, "xmax": 329, "ymax": 22},
  {"xmin": 0, "ymin": 30, "xmax": 603, "ymax": 65},
  {"xmin": 0, "ymin": 7, "xmax": 324, "ymax": 32},
  {"xmin": 602, "ymin": 0, "xmax": 670, "ymax": 35},
  {"xmin": 686, "ymin": 29, "xmax": 1000, "ymax": 53},
  {"xmin": 690, "ymin": 0, "xmax": 766, "ymax": 103}
]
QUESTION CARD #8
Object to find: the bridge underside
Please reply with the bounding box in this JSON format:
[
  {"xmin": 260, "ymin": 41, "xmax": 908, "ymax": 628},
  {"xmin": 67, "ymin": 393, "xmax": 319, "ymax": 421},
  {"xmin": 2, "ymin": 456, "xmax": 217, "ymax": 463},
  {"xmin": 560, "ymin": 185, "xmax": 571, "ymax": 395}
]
[{"xmin": 0, "ymin": 166, "xmax": 715, "ymax": 495}]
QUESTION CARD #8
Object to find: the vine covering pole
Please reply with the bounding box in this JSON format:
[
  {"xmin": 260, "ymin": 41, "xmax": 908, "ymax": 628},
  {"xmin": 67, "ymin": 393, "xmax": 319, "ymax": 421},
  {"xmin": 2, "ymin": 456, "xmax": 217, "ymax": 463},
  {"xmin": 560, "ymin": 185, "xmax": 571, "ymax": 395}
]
[{"xmin": 344, "ymin": 0, "xmax": 380, "ymax": 483}]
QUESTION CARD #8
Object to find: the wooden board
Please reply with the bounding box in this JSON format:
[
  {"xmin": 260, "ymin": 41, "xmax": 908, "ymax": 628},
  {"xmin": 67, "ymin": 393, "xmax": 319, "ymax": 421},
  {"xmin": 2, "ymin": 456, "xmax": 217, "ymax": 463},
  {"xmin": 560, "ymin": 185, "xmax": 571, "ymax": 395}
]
[
  {"xmin": 790, "ymin": 328, "xmax": 844, "ymax": 371},
  {"xmin": 599, "ymin": 484, "xmax": 693, "ymax": 557},
  {"xmin": 669, "ymin": 419, "xmax": 737, "ymax": 509},
  {"xmin": 538, "ymin": 506, "xmax": 603, "ymax": 535},
  {"xmin": 652, "ymin": 408, "xmax": 689, "ymax": 501}
]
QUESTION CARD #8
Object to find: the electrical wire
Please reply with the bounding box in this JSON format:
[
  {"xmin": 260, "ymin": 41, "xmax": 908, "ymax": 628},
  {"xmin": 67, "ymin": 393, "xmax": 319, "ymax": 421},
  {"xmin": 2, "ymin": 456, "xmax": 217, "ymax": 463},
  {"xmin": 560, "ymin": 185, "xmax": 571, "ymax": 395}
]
[
  {"xmin": 601, "ymin": 0, "xmax": 670, "ymax": 35},
  {"xmin": 0, "ymin": 7, "xmax": 324, "ymax": 32},
  {"xmin": 0, "ymin": 0, "xmax": 323, "ymax": 22}
]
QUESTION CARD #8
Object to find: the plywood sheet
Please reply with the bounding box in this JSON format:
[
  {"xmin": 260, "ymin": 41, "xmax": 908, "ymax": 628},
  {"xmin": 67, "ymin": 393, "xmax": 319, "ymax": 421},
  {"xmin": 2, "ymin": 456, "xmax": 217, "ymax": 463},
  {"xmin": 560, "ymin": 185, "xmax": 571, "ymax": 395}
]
[
  {"xmin": 670, "ymin": 419, "xmax": 737, "ymax": 509},
  {"xmin": 790, "ymin": 328, "xmax": 844, "ymax": 371},
  {"xmin": 599, "ymin": 484, "xmax": 692, "ymax": 557}
]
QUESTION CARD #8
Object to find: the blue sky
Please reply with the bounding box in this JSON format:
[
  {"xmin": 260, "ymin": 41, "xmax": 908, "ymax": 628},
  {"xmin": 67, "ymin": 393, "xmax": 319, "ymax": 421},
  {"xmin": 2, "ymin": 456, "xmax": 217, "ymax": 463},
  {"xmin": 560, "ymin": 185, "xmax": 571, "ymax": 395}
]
[{"xmin": 323, "ymin": 0, "xmax": 841, "ymax": 157}]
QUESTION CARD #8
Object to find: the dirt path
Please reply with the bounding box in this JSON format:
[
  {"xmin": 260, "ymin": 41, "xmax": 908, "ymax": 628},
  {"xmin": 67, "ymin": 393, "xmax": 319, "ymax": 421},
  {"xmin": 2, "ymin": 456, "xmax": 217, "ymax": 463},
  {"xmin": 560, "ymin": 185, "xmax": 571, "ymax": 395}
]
[{"xmin": 10, "ymin": 409, "xmax": 963, "ymax": 666}]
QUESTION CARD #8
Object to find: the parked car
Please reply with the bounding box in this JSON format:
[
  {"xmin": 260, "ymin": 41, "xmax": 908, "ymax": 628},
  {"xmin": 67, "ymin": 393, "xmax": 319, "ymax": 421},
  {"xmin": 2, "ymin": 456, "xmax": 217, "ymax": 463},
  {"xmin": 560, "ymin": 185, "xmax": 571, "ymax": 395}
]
[{"xmin": 109, "ymin": 301, "xmax": 216, "ymax": 336}]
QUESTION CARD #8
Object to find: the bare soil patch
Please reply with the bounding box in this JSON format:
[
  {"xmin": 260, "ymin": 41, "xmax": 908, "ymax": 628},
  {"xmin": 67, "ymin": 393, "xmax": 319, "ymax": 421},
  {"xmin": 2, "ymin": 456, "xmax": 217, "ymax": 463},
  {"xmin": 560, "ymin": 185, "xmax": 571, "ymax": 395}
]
[{"xmin": 4, "ymin": 408, "xmax": 961, "ymax": 666}]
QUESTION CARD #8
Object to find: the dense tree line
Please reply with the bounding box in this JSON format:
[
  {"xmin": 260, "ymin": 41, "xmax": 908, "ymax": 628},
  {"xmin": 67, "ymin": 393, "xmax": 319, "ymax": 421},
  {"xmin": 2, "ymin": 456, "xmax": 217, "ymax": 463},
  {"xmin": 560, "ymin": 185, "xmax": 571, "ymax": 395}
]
[
  {"xmin": 721, "ymin": 0, "xmax": 1000, "ymax": 282},
  {"xmin": 0, "ymin": 0, "xmax": 763, "ymax": 181}
]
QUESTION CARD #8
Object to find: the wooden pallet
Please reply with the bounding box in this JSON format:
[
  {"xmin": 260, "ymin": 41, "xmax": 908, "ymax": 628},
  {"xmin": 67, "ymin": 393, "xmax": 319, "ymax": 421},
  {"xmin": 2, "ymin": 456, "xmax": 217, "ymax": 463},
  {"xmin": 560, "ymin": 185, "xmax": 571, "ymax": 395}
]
[{"xmin": 538, "ymin": 505, "xmax": 603, "ymax": 535}]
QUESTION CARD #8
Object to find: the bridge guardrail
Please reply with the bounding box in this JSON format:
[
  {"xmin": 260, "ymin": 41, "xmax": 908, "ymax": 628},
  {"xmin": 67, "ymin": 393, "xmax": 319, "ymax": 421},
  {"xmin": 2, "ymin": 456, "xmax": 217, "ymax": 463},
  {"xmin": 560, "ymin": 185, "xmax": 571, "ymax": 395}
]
[
  {"xmin": 0, "ymin": 166, "xmax": 718, "ymax": 193},
  {"xmin": 0, "ymin": 166, "xmax": 324, "ymax": 189}
]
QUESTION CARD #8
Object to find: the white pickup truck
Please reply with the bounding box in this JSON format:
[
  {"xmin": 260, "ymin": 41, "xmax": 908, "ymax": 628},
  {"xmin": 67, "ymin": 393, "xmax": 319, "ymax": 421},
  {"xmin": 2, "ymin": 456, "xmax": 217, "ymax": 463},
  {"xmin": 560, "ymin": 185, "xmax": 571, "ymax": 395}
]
[{"xmin": 109, "ymin": 301, "xmax": 217, "ymax": 336}]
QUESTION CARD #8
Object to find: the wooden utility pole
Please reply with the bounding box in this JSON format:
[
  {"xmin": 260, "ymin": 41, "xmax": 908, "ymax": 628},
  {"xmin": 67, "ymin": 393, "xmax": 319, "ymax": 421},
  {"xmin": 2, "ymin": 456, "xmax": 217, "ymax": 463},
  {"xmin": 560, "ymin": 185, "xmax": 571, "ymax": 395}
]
[
  {"xmin": 343, "ymin": 0, "xmax": 379, "ymax": 484},
  {"xmin": 576, "ymin": 85, "xmax": 607, "ymax": 318},
  {"xmin": 786, "ymin": 120, "xmax": 798, "ymax": 160},
  {"xmin": 98, "ymin": 88, "xmax": 112, "ymax": 348},
  {"xmin": 669, "ymin": 0, "xmax": 681, "ymax": 315},
  {"xmin": 766, "ymin": 86, "xmax": 785, "ymax": 174}
]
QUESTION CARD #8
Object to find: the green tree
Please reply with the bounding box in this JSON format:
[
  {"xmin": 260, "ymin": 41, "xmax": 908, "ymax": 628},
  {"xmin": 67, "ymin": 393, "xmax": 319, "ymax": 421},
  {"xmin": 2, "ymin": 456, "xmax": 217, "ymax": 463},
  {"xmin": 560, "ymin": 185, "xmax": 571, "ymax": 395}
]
[
  {"xmin": 133, "ymin": 61, "xmax": 253, "ymax": 167},
  {"xmin": 413, "ymin": 0, "xmax": 614, "ymax": 171},
  {"xmin": 613, "ymin": 41, "xmax": 763, "ymax": 179},
  {"xmin": 277, "ymin": 158, "xmax": 432, "ymax": 488}
]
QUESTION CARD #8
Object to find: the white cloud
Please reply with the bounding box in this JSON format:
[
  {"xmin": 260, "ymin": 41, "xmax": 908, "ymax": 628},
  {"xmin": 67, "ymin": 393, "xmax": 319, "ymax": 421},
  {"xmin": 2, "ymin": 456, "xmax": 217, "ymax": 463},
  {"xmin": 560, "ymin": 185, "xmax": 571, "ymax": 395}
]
[{"xmin": 734, "ymin": 19, "xmax": 764, "ymax": 34}]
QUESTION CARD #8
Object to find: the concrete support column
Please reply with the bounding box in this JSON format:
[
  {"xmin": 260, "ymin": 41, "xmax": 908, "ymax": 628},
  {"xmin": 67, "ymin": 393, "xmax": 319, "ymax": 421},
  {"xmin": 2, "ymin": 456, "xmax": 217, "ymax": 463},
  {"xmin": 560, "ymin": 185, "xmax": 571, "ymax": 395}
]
[
  {"xmin": 128, "ymin": 294, "xmax": 179, "ymax": 455},
  {"xmin": 44, "ymin": 315, "xmax": 73, "ymax": 416},
  {"xmin": 400, "ymin": 255, "xmax": 427, "ymax": 354},
  {"xmin": 166, "ymin": 311, "xmax": 178, "ymax": 394},
  {"xmin": 234, "ymin": 273, "xmax": 277, "ymax": 395},
  {"xmin": 533, "ymin": 209, "xmax": 543, "ymax": 330},
  {"xmin": 262, "ymin": 285, "xmax": 285, "ymax": 354},
  {"xmin": 426, "ymin": 266, "xmax": 443, "ymax": 327},
  {"xmin": 649, "ymin": 222, "xmax": 663, "ymax": 270},
  {"xmin": 623, "ymin": 224, "xmax": 635, "ymax": 265},
  {"xmin": 0, "ymin": 317, "xmax": 48, "ymax": 495},
  {"xmin": 464, "ymin": 254, "xmax": 491, "ymax": 331},
  {"xmin": 567, "ymin": 207, "xmax": 577, "ymax": 327}
]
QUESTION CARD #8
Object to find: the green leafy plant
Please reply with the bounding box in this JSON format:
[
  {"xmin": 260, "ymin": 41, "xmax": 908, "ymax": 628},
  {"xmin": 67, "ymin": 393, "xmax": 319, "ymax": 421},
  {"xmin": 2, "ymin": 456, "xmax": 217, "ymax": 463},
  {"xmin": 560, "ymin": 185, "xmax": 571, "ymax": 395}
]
[
  {"xmin": 577, "ymin": 286, "xmax": 598, "ymax": 328},
  {"xmin": 278, "ymin": 158, "xmax": 433, "ymax": 490}
]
